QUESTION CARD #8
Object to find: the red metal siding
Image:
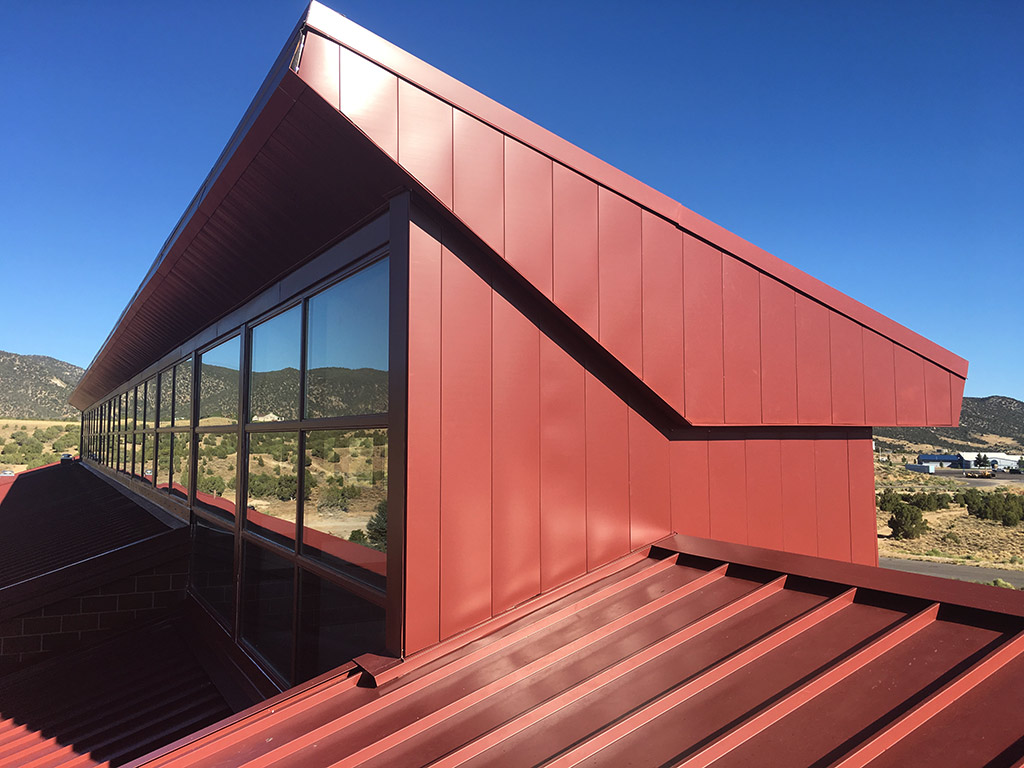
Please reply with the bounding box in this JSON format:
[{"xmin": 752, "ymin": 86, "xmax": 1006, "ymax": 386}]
[
  {"xmin": 723, "ymin": 257, "xmax": 762, "ymax": 424},
  {"xmin": 745, "ymin": 437, "xmax": 785, "ymax": 552},
  {"xmin": 438, "ymin": 245, "xmax": 492, "ymax": 638},
  {"xmin": 640, "ymin": 211, "xmax": 684, "ymax": 416},
  {"xmin": 398, "ymin": 80, "xmax": 453, "ymax": 208},
  {"xmin": 627, "ymin": 410, "xmax": 672, "ymax": 551},
  {"xmin": 796, "ymin": 295, "xmax": 832, "ymax": 424},
  {"xmin": 598, "ymin": 188, "xmax": 643, "ymax": 376},
  {"xmin": 863, "ymin": 330, "xmax": 898, "ymax": 426},
  {"xmin": 849, "ymin": 436, "xmax": 879, "ymax": 566},
  {"xmin": 552, "ymin": 165, "xmax": 599, "ymax": 339},
  {"xmin": 405, "ymin": 220, "xmax": 442, "ymax": 652},
  {"xmin": 759, "ymin": 276, "xmax": 798, "ymax": 424},
  {"xmin": 708, "ymin": 440, "xmax": 748, "ymax": 545},
  {"xmin": 504, "ymin": 138, "xmax": 553, "ymax": 298},
  {"xmin": 297, "ymin": 32, "xmax": 339, "ymax": 109},
  {"xmin": 781, "ymin": 440, "xmax": 818, "ymax": 557},
  {"xmin": 830, "ymin": 314, "xmax": 866, "ymax": 425},
  {"xmin": 925, "ymin": 364, "xmax": 953, "ymax": 426},
  {"xmin": 670, "ymin": 440, "xmax": 711, "ymax": 539},
  {"xmin": 895, "ymin": 344, "xmax": 928, "ymax": 425},
  {"xmin": 491, "ymin": 294, "xmax": 541, "ymax": 614},
  {"xmin": 452, "ymin": 111, "xmax": 504, "ymax": 256},
  {"xmin": 540, "ymin": 338, "xmax": 588, "ymax": 591},
  {"xmin": 815, "ymin": 438, "xmax": 852, "ymax": 562},
  {"xmin": 951, "ymin": 373, "xmax": 966, "ymax": 426},
  {"xmin": 337, "ymin": 44, "xmax": 398, "ymax": 159},
  {"xmin": 684, "ymin": 235, "xmax": 725, "ymax": 424},
  {"xmin": 584, "ymin": 371, "xmax": 630, "ymax": 572}
]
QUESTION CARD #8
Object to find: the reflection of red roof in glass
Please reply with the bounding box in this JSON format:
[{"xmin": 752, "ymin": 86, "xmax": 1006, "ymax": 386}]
[
  {"xmin": 138, "ymin": 535, "xmax": 1024, "ymax": 767},
  {"xmin": 0, "ymin": 462, "xmax": 179, "ymax": 598}
]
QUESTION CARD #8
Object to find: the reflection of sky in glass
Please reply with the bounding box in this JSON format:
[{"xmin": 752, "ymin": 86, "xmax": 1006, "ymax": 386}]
[
  {"xmin": 307, "ymin": 259, "xmax": 389, "ymax": 372},
  {"xmin": 202, "ymin": 336, "xmax": 240, "ymax": 371},
  {"xmin": 252, "ymin": 305, "xmax": 301, "ymax": 373}
]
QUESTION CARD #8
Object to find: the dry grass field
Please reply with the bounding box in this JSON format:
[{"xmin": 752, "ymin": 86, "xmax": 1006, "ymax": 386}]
[
  {"xmin": 875, "ymin": 456, "xmax": 1024, "ymax": 571},
  {"xmin": 0, "ymin": 418, "xmax": 79, "ymax": 472}
]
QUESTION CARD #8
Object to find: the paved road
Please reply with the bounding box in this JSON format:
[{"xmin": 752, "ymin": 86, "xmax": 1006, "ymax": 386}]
[{"xmin": 880, "ymin": 557, "xmax": 1024, "ymax": 588}]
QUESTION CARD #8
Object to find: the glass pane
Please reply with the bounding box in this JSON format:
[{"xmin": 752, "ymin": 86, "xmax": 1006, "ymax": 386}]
[
  {"xmin": 120, "ymin": 392, "xmax": 128, "ymax": 432},
  {"xmin": 126, "ymin": 388, "xmax": 136, "ymax": 432},
  {"xmin": 305, "ymin": 259, "xmax": 389, "ymax": 419},
  {"xmin": 302, "ymin": 429, "xmax": 387, "ymax": 589},
  {"xmin": 155, "ymin": 433, "xmax": 171, "ymax": 492},
  {"xmin": 140, "ymin": 433, "xmax": 153, "ymax": 484},
  {"xmin": 195, "ymin": 432, "xmax": 238, "ymax": 519},
  {"xmin": 250, "ymin": 306, "xmax": 300, "ymax": 423},
  {"xmin": 171, "ymin": 433, "xmax": 191, "ymax": 502},
  {"xmin": 159, "ymin": 370, "xmax": 174, "ymax": 427},
  {"xmin": 132, "ymin": 433, "xmax": 144, "ymax": 480},
  {"xmin": 175, "ymin": 359, "xmax": 192, "ymax": 427},
  {"xmin": 144, "ymin": 378, "xmax": 157, "ymax": 428},
  {"xmin": 199, "ymin": 336, "xmax": 240, "ymax": 426},
  {"xmin": 246, "ymin": 431, "xmax": 299, "ymax": 546},
  {"xmin": 241, "ymin": 542, "xmax": 294, "ymax": 682},
  {"xmin": 297, "ymin": 570, "xmax": 385, "ymax": 682},
  {"xmin": 191, "ymin": 516, "xmax": 234, "ymax": 627}
]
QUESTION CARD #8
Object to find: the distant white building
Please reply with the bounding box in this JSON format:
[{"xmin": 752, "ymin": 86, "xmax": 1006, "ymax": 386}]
[{"xmin": 958, "ymin": 452, "xmax": 1024, "ymax": 470}]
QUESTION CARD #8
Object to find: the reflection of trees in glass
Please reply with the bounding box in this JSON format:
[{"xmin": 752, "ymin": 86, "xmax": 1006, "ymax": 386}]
[
  {"xmin": 247, "ymin": 432, "xmax": 299, "ymax": 527},
  {"xmin": 304, "ymin": 429, "xmax": 387, "ymax": 555},
  {"xmin": 175, "ymin": 361, "xmax": 192, "ymax": 426},
  {"xmin": 195, "ymin": 432, "xmax": 237, "ymax": 516}
]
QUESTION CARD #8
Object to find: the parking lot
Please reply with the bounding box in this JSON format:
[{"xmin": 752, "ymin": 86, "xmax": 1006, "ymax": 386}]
[{"xmin": 933, "ymin": 467, "xmax": 1024, "ymax": 489}]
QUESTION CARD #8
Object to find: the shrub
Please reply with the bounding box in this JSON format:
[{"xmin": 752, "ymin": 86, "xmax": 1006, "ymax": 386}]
[
  {"xmin": 348, "ymin": 529, "xmax": 367, "ymax": 545},
  {"xmin": 367, "ymin": 500, "xmax": 387, "ymax": 551},
  {"xmin": 888, "ymin": 503, "xmax": 927, "ymax": 540},
  {"xmin": 198, "ymin": 473, "xmax": 226, "ymax": 497}
]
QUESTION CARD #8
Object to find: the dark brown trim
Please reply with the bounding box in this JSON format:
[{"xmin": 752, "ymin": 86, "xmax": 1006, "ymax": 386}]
[{"xmin": 387, "ymin": 191, "xmax": 411, "ymax": 658}]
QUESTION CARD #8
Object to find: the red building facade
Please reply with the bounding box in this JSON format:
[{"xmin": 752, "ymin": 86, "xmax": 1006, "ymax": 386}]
[{"xmin": 72, "ymin": 1, "xmax": 967, "ymax": 669}]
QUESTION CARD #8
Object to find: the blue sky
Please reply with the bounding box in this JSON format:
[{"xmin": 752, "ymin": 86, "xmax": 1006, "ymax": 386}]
[{"xmin": 1, "ymin": 1, "xmax": 1020, "ymax": 400}]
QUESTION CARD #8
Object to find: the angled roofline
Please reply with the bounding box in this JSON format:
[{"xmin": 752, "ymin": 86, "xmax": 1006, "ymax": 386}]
[{"xmin": 303, "ymin": 1, "xmax": 967, "ymax": 379}]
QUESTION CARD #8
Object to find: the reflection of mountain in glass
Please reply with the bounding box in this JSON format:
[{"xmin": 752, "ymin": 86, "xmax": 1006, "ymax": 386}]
[
  {"xmin": 306, "ymin": 367, "xmax": 388, "ymax": 419},
  {"xmin": 198, "ymin": 363, "xmax": 240, "ymax": 422}
]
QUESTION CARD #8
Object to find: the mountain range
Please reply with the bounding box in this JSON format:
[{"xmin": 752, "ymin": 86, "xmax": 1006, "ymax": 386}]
[
  {"xmin": 0, "ymin": 351, "xmax": 83, "ymax": 420},
  {"xmin": 874, "ymin": 395, "xmax": 1024, "ymax": 454}
]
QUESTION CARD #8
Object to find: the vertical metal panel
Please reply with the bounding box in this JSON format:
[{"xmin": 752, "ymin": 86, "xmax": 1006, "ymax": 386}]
[
  {"xmin": 297, "ymin": 32, "xmax": 340, "ymax": 110},
  {"xmin": 540, "ymin": 338, "xmax": 587, "ymax": 590},
  {"xmin": 338, "ymin": 44, "xmax": 398, "ymax": 160},
  {"xmin": 552, "ymin": 164, "xmax": 599, "ymax": 339},
  {"xmin": 585, "ymin": 371, "xmax": 629, "ymax": 571},
  {"xmin": 722, "ymin": 257, "xmax": 761, "ymax": 424},
  {"xmin": 863, "ymin": 330, "xmax": 898, "ymax": 426},
  {"xmin": 597, "ymin": 188, "xmax": 643, "ymax": 376},
  {"xmin": 398, "ymin": 81, "xmax": 453, "ymax": 207},
  {"xmin": 627, "ymin": 410, "xmax": 671, "ymax": 551},
  {"xmin": 950, "ymin": 374, "xmax": 966, "ymax": 426},
  {"xmin": 894, "ymin": 345, "xmax": 927, "ymax": 425},
  {"xmin": 670, "ymin": 440, "xmax": 710, "ymax": 538},
  {"xmin": 781, "ymin": 440, "xmax": 817, "ymax": 557},
  {"xmin": 491, "ymin": 295, "xmax": 541, "ymax": 614},
  {"xmin": 404, "ymin": 219, "xmax": 442, "ymax": 654},
  {"xmin": 683, "ymin": 235, "xmax": 724, "ymax": 423},
  {"xmin": 925, "ymin": 363, "xmax": 952, "ymax": 426},
  {"xmin": 745, "ymin": 438, "xmax": 784, "ymax": 552},
  {"xmin": 708, "ymin": 440, "xmax": 747, "ymax": 545},
  {"xmin": 439, "ymin": 245, "xmax": 492, "ymax": 639},
  {"xmin": 814, "ymin": 438, "xmax": 851, "ymax": 562},
  {"xmin": 641, "ymin": 211, "xmax": 684, "ymax": 415},
  {"xmin": 759, "ymin": 276, "xmax": 798, "ymax": 424},
  {"xmin": 795, "ymin": 295, "xmax": 832, "ymax": 424},
  {"xmin": 830, "ymin": 314, "xmax": 866, "ymax": 424},
  {"xmin": 504, "ymin": 138, "xmax": 553, "ymax": 297},
  {"xmin": 848, "ymin": 436, "xmax": 879, "ymax": 566},
  {"xmin": 452, "ymin": 110, "xmax": 504, "ymax": 257}
]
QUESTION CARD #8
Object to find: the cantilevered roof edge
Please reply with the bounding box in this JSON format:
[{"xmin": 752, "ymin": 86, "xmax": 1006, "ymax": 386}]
[
  {"xmin": 69, "ymin": 12, "xmax": 310, "ymax": 411},
  {"xmin": 303, "ymin": 1, "xmax": 967, "ymax": 379}
]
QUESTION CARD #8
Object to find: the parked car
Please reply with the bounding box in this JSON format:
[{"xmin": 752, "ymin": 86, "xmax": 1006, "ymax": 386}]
[
  {"xmin": 60, "ymin": 453, "xmax": 74, "ymax": 465},
  {"xmin": 0, "ymin": 469, "xmax": 14, "ymax": 476}
]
